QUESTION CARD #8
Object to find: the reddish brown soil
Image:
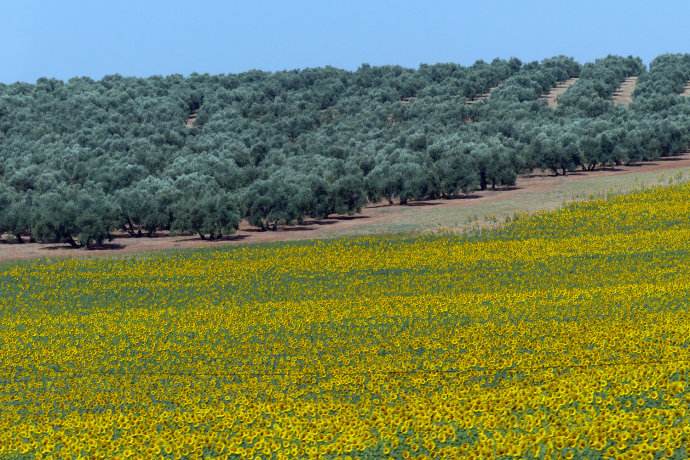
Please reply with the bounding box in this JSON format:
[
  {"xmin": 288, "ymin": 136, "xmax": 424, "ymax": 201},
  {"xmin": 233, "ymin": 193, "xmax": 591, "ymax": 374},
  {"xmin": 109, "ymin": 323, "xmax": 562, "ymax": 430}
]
[{"xmin": 1, "ymin": 155, "xmax": 690, "ymax": 263}]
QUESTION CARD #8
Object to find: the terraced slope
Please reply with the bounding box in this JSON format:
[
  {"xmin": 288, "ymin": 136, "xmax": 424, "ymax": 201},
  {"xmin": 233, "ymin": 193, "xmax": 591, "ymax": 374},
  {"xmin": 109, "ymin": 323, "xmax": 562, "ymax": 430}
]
[
  {"xmin": 539, "ymin": 77, "xmax": 578, "ymax": 108},
  {"xmin": 612, "ymin": 76, "xmax": 638, "ymax": 106}
]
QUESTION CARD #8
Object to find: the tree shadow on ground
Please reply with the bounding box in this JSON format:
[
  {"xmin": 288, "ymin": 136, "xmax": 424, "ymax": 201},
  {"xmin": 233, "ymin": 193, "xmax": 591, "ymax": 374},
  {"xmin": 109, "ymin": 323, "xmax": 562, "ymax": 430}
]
[
  {"xmin": 242, "ymin": 215, "xmax": 371, "ymax": 233},
  {"xmin": 625, "ymin": 162, "xmax": 657, "ymax": 167},
  {"xmin": 595, "ymin": 167, "xmax": 625, "ymax": 172},
  {"xmin": 243, "ymin": 226, "xmax": 316, "ymax": 233},
  {"xmin": 444, "ymin": 193, "xmax": 484, "ymax": 199},
  {"xmin": 328, "ymin": 215, "xmax": 369, "ymax": 221},
  {"xmin": 657, "ymin": 155, "xmax": 690, "ymax": 162},
  {"xmin": 406, "ymin": 201, "xmax": 441, "ymax": 207},
  {"xmin": 42, "ymin": 243, "xmax": 125, "ymax": 251},
  {"xmin": 304, "ymin": 220, "xmax": 339, "ymax": 226},
  {"xmin": 173, "ymin": 234, "xmax": 249, "ymax": 243}
]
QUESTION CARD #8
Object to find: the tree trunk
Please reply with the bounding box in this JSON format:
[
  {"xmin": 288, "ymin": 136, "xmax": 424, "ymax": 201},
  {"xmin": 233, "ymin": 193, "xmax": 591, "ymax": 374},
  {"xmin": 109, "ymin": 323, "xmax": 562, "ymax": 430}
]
[
  {"xmin": 479, "ymin": 171, "xmax": 487, "ymax": 190},
  {"xmin": 400, "ymin": 197, "xmax": 408, "ymax": 205},
  {"xmin": 125, "ymin": 217, "xmax": 137, "ymax": 237},
  {"xmin": 14, "ymin": 233, "xmax": 24, "ymax": 244},
  {"xmin": 65, "ymin": 235, "xmax": 81, "ymax": 248},
  {"xmin": 198, "ymin": 232, "xmax": 206, "ymax": 240},
  {"xmin": 562, "ymin": 167, "xmax": 567, "ymax": 176}
]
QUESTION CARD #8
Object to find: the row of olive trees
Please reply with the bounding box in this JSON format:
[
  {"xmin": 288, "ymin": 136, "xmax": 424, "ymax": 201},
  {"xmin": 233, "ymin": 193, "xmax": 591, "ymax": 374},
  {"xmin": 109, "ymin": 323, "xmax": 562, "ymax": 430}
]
[
  {"xmin": 0, "ymin": 141, "xmax": 515, "ymax": 246},
  {"xmin": 7, "ymin": 109, "xmax": 689, "ymax": 248},
  {"xmin": 635, "ymin": 54, "xmax": 690, "ymax": 98},
  {"xmin": 556, "ymin": 55, "xmax": 645, "ymax": 116},
  {"xmin": 0, "ymin": 180, "xmax": 238, "ymax": 247},
  {"xmin": 1, "ymin": 55, "xmax": 689, "ymax": 247}
]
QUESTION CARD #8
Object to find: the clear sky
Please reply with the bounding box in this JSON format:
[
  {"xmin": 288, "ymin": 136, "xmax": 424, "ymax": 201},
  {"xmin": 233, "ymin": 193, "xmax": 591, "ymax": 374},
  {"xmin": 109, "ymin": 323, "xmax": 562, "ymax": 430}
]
[{"xmin": 6, "ymin": 0, "xmax": 690, "ymax": 83}]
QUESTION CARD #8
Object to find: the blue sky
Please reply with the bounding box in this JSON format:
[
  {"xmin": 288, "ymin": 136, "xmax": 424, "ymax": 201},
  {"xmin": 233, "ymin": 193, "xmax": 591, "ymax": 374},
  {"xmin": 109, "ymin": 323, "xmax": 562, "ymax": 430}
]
[{"xmin": 5, "ymin": 0, "xmax": 689, "ymax": 83}]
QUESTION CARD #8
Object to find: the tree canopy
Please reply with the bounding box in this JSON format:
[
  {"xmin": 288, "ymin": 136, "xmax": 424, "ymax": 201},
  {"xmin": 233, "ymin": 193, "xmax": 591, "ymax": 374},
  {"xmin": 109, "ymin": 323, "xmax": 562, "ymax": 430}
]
[{"xmin": 1, "ymin": 55, "xmax": 689, "ymax": 246}]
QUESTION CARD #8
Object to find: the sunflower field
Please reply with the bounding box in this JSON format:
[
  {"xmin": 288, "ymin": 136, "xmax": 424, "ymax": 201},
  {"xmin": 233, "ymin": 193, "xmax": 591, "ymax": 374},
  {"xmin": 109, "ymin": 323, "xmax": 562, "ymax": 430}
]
[{"xmin": 1, "ymin": 183, "xmax": 689, "ymax": 459}]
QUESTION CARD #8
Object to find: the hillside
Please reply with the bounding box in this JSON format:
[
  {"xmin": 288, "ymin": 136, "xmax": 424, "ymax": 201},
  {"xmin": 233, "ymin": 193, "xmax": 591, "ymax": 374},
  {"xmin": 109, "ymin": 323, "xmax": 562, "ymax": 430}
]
[{"xmin": 1, "ymin": 54, "xmax": 690, "ymax": 248}]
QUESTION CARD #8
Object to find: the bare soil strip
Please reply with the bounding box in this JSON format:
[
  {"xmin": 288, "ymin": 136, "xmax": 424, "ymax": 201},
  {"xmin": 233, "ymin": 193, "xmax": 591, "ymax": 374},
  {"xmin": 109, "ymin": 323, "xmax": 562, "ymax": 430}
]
[
  {"xmin": 682, "ymin": 81, "xmax": 690, "ymax": 97},
  {"xmin": 400, "ymin": 84, "xmax": 502, "ymax": 106},
  {"xmin": 2, "ymin": 154, "xmax": 690, "ymax": 263},
  {"xmin": 466, "ymin": 85, "xmax": 500, "ymax": 105},
  {"xmin": 612, "ymin": 76, "xmax": 638, "ymax": 106},
  {"xmin": 185, "ymin": 109, "xmax": 199, "ymax": 128},
  {"xmin": 539, "ymin": 78, "xmax": 578, "ymax": 108}
]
